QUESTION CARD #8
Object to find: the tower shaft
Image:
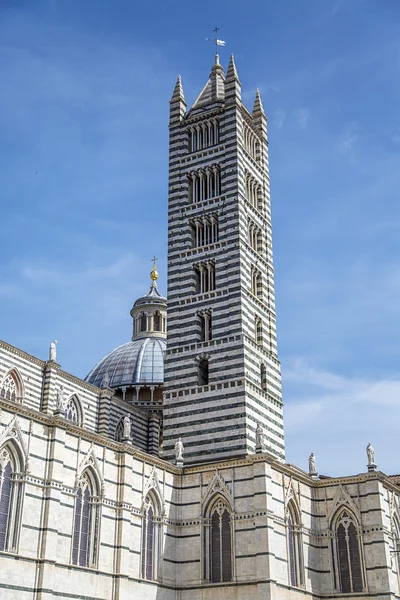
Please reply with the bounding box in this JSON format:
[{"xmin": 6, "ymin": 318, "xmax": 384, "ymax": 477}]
[{"xmin": 163, "ymin": 56, "xmax": 284, "ymax": 463}]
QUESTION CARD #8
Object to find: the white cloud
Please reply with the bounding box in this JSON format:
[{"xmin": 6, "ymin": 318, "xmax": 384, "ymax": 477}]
[
  {"xmin": 336, "ymin": 122, "xmax": 360, "ymax": 154},
  {"xmin": 272, "ymin": 108, "xmax": 286, "ymax": 130},
  {"xmin": 283, "ymin": 359, "xmax": 400, "ymax": 477},
  {"xmin": 296, "ymin": 108, "xmax": 310, "ymax": 130}
]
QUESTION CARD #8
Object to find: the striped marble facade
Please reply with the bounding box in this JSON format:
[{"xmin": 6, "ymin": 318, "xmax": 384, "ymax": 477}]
[{"xmin": 163, "ymin": 55, "xmax": 284, "ymax": 463}]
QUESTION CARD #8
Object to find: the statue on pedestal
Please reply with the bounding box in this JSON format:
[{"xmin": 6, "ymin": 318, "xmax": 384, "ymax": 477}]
[
  {"xmin": 49, "ymin": 340, "xmax": 57, "ymax": 362},
  {"xmin": 309, "ymin": 452, "xmax": 317, "ymax": 475},
  {"xmin": 175, "ymin": 437, "xmax": 184, "ymax": 462},
  {"xmin": 55, "ymin": 385, "xmax": 65, "ymax": 411},
  {"xmin": 102, "ymin": 372, "xmax": 110, "ymax": 389},
  {"xmin": 123, "ymin": 415, "xmax": 131, "ymax": 439},
  {"xmin": 256, "ymin": 422, "xmax": 264, "ymax": 449},
  {"xmin": 367, "ymin": 442, "xmax": 375, "ymax": 466}
]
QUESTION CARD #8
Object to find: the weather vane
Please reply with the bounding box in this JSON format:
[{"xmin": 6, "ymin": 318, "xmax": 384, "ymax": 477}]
[{"xmin": 206, "ymin": 27, "xmax": 226, "ymax": 52}]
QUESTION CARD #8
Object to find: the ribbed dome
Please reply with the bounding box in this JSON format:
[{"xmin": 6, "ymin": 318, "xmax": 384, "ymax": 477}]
[{"xmin": 85, "ymin": 338, "xmax": 166, "ymax": 388}]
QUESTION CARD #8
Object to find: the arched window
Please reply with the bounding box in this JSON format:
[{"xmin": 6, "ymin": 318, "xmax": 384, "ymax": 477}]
[
  {"xmin": 260, "ymin": 363, "xmax": 267, "ymax": 391},
  {"xmin": 65, "ymin": 395, "xmax": 82, "ymax": 425},
  {"xmin": 332, "ymin": 509, "xmax": 363, "ymax": 593},
  {"xmin": 0, "ymin": 444, "xmax": 24, "ymax": 552},
  {"xmin": 0, "ymin": 370, "xmax": 24, "ymax": 403},
  {"xmin": 72, "ymin": 471, "xmax": 100, "ymax": 568},
  {"xmin": 194, "ymin": 262, "xmax": 215, "ymax": 294},
  {"xmin": 198, "ymin": 358, "xmax": 209, "ymax": 386},
  {"xmin": 153, "ymin": 312, "xmax": 161, "ymax": 332},
  {"xmin": 140, "ymin": 313, "xmax": 147, "ymax": 332},
  {"xmin": 199, "ymin": 310, "xmax": 212, "ymax": 342},
  {"xmin": 205, "ymin": 497, "xmax": 232, "ymax": 583},
  {"xmin": 393, "ymin": 517, "xmax": 400, "ymax": 587},
  {"xmin": 287, "ymin": 501, "xmax": 304, "ymax": 587},
  {"xmin": 255, "ymin": 316, "xmax": 263, "ymax": 346},
  {"xmin": 141, "ymin": 494, "xmax": 160, "ymax": 581}
]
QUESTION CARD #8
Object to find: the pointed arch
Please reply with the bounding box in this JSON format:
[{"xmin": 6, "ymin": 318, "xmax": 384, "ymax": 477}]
[
  {"xmin": 0, "ymin": 438, "xmax": 25, "ymax": 552},
  {"xmin": 71, "ymin": 466, "xmax": 101, "ymax": 568},
  {"xmin": 202, "ymin": 471, "xmax": 233, "ymax": 514},
  {"xmin": 65, "ymin": 394, "xmax": 84, "ymax": 426},
  {"xmin": 0, "ymin": 368, "xmax": 24, "ymax": 403},
  {"xmin": 0, "ymin": 416, "xmax": 29, "ymax": 474},
  {"xmin": 393, "ymin": 514, "xmax": 400, "ymax": 587},
  {"xmin": 286, "ymin": 499, "xmax": 304, "ymax": 587},
  {"xmin": 202, "ymin": 492, "xmax": 233, "ymax": 583},
  {"xmin": 204, "ymin": 494, "xmax": 233, "ymax": 583},
  {"xmin": 330, "ymin": 506, "xmax": 364, "ymax": 593},
  {"xmin": 142, "ymin": 466, "xmax": 165, "ymax": 517},
  {"xmin": 76, "ymin": 444, "xmax": 104, "ymax": 496},
  {"xmin": 141, "ymin": 486, "xmax": 162, "ymax": 581}
]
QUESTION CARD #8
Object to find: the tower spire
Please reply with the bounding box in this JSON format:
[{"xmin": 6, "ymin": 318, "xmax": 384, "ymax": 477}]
[
  {"xmin": 225, "ymin": 54, "xmax": 241, "ymax": 103},
  {"xmin": 252, "ymin": 88, "xmax": 267, "ymax": 139},
  {"xmin": 169, "ymin": 75, "xmax": 186, "ymax": 123}
]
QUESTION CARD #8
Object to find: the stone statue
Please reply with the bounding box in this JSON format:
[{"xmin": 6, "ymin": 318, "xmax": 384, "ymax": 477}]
[
  {"xmin": 49, "ymin": 340, "xmax": 57, "ymax": 362},
  {"xmin": 102, "ymin": 372, "xmax": 110, "ymax": 389},
  {"xmin": 175, "ymin": 437, "xmax": 184, "ymax": 461},
  {"xmin": 309, "ymin": 452, "xmax": 317, "ymax": 475},
  {"xmin": 123, "ymin": 415, "xmax": 131, "ymax": 439},
  {"xmin": 256, "ymin": 422, "xmax": 264, "ymax": 447},
  {"xmin": 55, "ymin": 385, "xmax": 65, "ymax": 411},
  {"xmin": 366, "ymin": 442, "xmax": 375, "ymax": 466}
]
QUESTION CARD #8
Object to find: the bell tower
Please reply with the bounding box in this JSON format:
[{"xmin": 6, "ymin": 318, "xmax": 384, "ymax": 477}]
[{"xmin": 163, "ymin": 54, "xmax": 284, "ymax": 464}]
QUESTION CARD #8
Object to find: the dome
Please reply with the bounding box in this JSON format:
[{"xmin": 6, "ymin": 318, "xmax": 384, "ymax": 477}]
[{"xmin": 85, "ymin": 337, "xmax": 166, "ymax": 389}]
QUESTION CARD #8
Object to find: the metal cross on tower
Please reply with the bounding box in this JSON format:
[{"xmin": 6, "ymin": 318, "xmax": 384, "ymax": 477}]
[{"xmin": 205, "ymin": 27, "xmax": 226, "ymax": 52}]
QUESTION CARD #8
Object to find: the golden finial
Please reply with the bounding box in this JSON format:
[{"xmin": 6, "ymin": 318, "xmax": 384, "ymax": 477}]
[{"xmin": 150, "ymin": 256, "xmax": 158, "ymax": 282}]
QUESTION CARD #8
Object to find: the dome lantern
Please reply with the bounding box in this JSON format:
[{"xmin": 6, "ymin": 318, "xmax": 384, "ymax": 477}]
[{"xmin": 85, "ymin": 263, "xmax": 167, "ymax": 409}]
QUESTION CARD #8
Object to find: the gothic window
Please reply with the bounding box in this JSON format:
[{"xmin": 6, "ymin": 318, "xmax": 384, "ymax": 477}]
[
  {"xmin": 198, "ymin": 358, "xmax": 209, "ymax": 386},
  {"xmin": 251, "ymin": 266, "xmax": 262, "ymax": 300},
  {"xmin": 199, "ymin": 310, "xmax": 212, "ymax": 342},
  {"xmin": 0, "ymin": 444, "xmax": 24, "ymax": 552},
  {"xmin": 260, "ymin": 363, "xmax": 267, "ymax": 391},
  {"xmin": 255, "ymin": 316, "xmax": 263, "ymax": 346},
  {"xmin": 189, "ymin": 119, "xmax": 220, "ymax": 152},
  {"xmin": 194, "ymin": 262, "xmax": 215, "ymax": 294},
  {"xmin": 72, "ymin": 471, "xmax": 100, "ymax": 568},
  {"xmin": 243, "ymin": 124, "xmax": 258, "ymax": 159},
  {"xmin": 393, "ymin": 517, "xmax": 400, "ymax": 586},
  {"xmin": 140, "ymin": 313, "xmax": 147, "ymax": 332},
  {"xmin": 248, "ymin": 220, "xmax": 263, "ymax": 255},
  {"xmin": 191, "ymin": 214, "xmax": 219, "ymax": 248},
  {"xmin": 287, "ymin": 502, "xmax": 304, "ymax": 587},
  {"xmin": 245, "ymin": 173, "xmax": 262, "ymax": 211},
  {"xmin": 65, "ymin": 395, "xmax": 82, "ymax": 424},
  {"xmin": 207, "ymin": 497, "xmax": 232, "ymax": 583},
  {"xmin": 0, "ymin": 370, "xmax": 23, "ymax": 403},
  {"xmin": 188, "ymin": 166, "xmax": 221, "ymax": 204},
  {"xmin": 141, "ymin": 494, "xmax": 160, "ymax": 581},
  {"xmin": 332, "ymin": 509, "xmax": 363, "ymax": 593}
]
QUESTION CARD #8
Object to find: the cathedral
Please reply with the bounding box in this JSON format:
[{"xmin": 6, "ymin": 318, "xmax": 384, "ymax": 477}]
[{"xmin": 0, "ymin": 54, "xmax": 399, "ymax": 600}]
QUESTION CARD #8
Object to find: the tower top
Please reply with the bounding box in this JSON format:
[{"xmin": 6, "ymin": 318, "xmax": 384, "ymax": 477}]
[
  {"xmin": 225, "ymin": 54, "xmax": 240, "ymax": 84},
  {"xmin": 170, "ymin": 75, "xmax": 186, "ymax": 104},
  {"xmin": 252, "ymin": 88, "xmax": 265, "ymax": 116}
]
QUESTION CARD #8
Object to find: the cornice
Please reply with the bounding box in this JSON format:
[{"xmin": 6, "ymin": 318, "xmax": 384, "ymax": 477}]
[
  {"xmin": 0, "ymin": 397, "xmax": 180, "ymax": 475},
  {"xmin": 0, "ymin": 339, "xmax": 45, "ymax": 368},
  {"xmin": 181, "ymin": 452, "xmax": 400, "ymax": 492}
]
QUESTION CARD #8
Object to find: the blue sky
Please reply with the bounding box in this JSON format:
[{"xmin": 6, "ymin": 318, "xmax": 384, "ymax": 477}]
[{"xmin": 1, "ymin": 0, "xmax": 399, "ymax": 476}]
